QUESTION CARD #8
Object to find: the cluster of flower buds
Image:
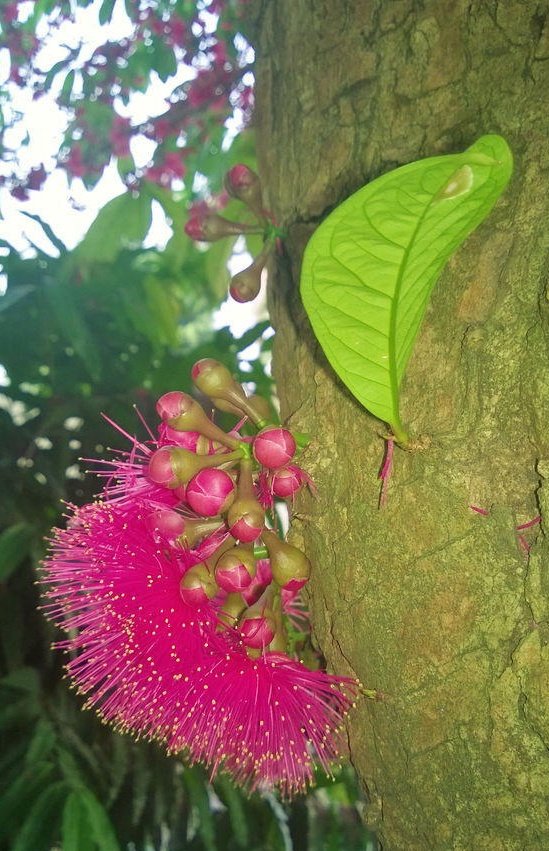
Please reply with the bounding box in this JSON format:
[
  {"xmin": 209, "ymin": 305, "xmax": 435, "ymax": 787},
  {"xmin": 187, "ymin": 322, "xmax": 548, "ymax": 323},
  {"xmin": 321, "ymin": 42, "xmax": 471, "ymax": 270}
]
[
  {"xmin": 147, "ymin": 357, "xmax": 313, "ymax": 654},
  {"xmin": 42, "ymin": 359, "xmax": 356, "ymax": 795},
  {"xmin": 184, "ymin": 164, "xmax": 284, "ymax": 304}
]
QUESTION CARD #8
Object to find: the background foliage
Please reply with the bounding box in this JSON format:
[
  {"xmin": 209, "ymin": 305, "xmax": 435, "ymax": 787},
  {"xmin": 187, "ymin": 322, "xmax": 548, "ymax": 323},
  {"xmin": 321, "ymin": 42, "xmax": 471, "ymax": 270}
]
[{"xmin": 0, "ymin": 2, "xmax": 375, "ymax": 849}]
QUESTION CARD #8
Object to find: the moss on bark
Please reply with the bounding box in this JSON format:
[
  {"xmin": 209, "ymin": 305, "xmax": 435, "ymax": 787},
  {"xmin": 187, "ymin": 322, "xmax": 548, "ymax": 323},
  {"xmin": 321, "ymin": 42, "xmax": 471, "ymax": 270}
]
[{"xmin": 254, "ymin": 1, "xmax": 549, "ymax": 847}]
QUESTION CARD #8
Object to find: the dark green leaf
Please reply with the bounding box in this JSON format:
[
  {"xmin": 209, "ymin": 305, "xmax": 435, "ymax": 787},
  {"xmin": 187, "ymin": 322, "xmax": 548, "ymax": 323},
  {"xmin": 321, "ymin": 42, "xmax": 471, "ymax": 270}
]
[
  {"xmin": 184, "ymin": 771, "xmax": 217, "ymax": 851},
  {"xmin": 0, "ymin": 522, "xmax": 34, "ymax": 582},
  {"xmin": 78, "ymin": 787, "xmax": 122, "ymax": 851},
  {"xmin": 62, "ymin": 791, "xmax": 96, "ymax": 851},
  {"xmin": 0, "ymin": 284, "xmax": 35, "ymax": 313},
  {"xmin": 99, "ymin": 0, "xmax": 116, "ymax": 25},
  {"xmin": 44, "ymin": 280, "xmax": 102, "ymax": 381},
  {"xmin": 12, "ymin": 782, "xmax": 68, "ymax": 851},
  {"xmin": 216, "ymin": 775, "xmax": 249, "ymax": 848}
]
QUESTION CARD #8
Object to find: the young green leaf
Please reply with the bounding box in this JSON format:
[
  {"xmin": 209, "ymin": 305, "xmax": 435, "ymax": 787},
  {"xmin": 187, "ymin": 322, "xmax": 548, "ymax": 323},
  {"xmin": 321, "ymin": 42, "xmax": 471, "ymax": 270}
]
[
  {"xmin": 300, "ymin": 135, "xmax": 513, "ymax": 444},
  {"xmin": 75, "ymin": 191, "xmax": 153, "ymax": 264}
]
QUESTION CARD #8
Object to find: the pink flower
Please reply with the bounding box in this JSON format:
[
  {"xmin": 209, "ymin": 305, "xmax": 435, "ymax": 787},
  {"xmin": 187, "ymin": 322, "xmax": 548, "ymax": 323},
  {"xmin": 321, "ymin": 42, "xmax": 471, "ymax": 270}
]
[{"xmin": 41, "ymin": 392, "xmax": 356, "ymax": 795}]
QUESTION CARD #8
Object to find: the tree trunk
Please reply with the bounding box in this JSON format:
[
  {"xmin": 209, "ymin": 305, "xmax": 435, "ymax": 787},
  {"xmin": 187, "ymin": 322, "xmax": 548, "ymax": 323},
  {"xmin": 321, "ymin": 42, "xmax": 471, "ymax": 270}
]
[{"xmin": 254, "ymin": 2, "xmax": 549, "ymax": 848}]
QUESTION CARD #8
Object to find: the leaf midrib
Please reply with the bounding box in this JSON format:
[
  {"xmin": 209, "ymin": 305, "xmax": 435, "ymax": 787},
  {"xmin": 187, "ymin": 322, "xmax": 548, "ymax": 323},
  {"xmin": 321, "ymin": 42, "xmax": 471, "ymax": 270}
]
[{"xmin": 387, "ymin": 168, "xmax": 468, "ymax": 433}]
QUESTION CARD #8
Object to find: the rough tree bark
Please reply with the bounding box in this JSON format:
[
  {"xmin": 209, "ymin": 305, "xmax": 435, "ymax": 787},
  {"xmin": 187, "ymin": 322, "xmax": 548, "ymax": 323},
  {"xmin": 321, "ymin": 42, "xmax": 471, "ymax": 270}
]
[{"xmin": 253, "ymin": 2, "xmax": 549, "ymax": 848}]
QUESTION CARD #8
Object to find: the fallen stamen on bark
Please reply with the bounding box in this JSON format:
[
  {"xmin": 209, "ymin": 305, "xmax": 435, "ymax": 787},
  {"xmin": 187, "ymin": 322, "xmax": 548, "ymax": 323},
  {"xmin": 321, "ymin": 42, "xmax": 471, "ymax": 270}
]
[
  {"xmin": 378, "ymin": 437, "xmax": 394, "ymax": 509},
  {"xmin": 515, "ymin": 515, "xmax": 541, "ymax": 531}
]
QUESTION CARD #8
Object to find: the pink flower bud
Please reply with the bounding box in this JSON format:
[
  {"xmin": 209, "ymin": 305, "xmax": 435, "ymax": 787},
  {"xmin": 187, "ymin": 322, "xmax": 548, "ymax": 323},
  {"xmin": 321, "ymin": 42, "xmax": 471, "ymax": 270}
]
[
  {"xmin": 146, "ymin": 508, "xmax": 185, "ymax": 542},
  {"xmin": 253, "ymin": 427, "xmax": 296, "ymax": 469},
  {"xmin": 184, "ymin": 212, "xmax": 258, "ymax": 242},
  {"xmin": 224, "ymin": 164, "xmax": 260, "ymax": 198},
  {"xmin": 148, "ymin": 445, "xmax": 242, "ymax": 488},
  {"xmin": 239, "ymin": 615, "xmax": 276, "ymax": 649},
  {"xmin": 227, "ymin": 459, "xmax": 265, "ymax": 542},
  {"xmin": 158, "ymin": 424, "xmax": 205, "ymax": 453},
  {"xmin": 147, "ymin": 446, "xmax": 180, "ymax": 487},
  {"xmin": 179, "ymin": 562, "xmax": 218, "ymax": 606},
  {"xmin": 214, "ymin": 545, "xmax": 256, "ymax": 593},
  {"xmin": 229, "ymin": 262, "xmax": 262, "ymax": 303},
  {"xmin": 241, "ymin": 558, "xmax": 272, "ymax": 605},
  {"xmin": 156, "ymin": 390, "xmax": 240, "ymax": 450},
  {"xmin": 228, "ymin": 511, "xmax": 264, "ymax": 543},
  {"xmin": 261, "ymin": 529, "xmax": 311, "ymax": 589},
  {"xmin": 191, "ymin": 359, "xmax": 268, "ymax": 427},
  {"xmin": 176, "ymin": 517, "xmax": 226, "ymax": 549},
  {"xmin": 270, "ymin": 464, "xmax": 304, "ymax": 498},
  {"xmin": 186, "ymin": 468, "xmax": 235, "ymax": 516},
  {"xmin": 224, "ymin": 164, "xmax": 263, "ymax": 215},
  {"xmin": 156, "ymin": 390, "xmax": 192, "ymax": 421}
]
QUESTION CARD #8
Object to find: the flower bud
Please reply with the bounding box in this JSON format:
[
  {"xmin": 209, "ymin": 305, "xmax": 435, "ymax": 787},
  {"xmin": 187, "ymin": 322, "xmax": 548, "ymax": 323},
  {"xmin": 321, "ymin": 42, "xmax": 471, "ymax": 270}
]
[
  {"xmin": 261, "ymin": 529, "xmax": 311, "ymax": 589},
  {"xmin": 214, "ymin": 545, "xmax": 256, "ymax": 593},
  {"xmin": 269, "ymin": 464, "xmax": 304, "ymax": 498},
  {"xmin": 239, "ymin": 585, "xmax": 279, "ymax": 649},
  {"xmin": 179, "ymin": 562, "xmax": 218, "ymax": 606},
  {"xmin": 227, "ymin": 500, "xmax": 265, "ymax": 543},
  {"xmin": 229, "ymin": 261, "xmax": 262, "ymax": 303},
  {"xmin": 147, "ymin": 445, "xmax": 243, "ymax": 488},
  {"xmin": 192, "ymin": 358, "xmax": 247, "ymax": 403},
  {"xmin": 217, "ymin": 591, "xmax": 246, "ymax": 629},
  {"xmin": 147, "ymin": 446, "xmax": 180, "ymax": 487},
  {"xmin": 146, "ymin": 508, "xmax": 185, "ymax": 543},
  {"xmin": 253, "ymin": 427, "xmax": 296, "ymax": 469},
  {"xmin": 241, "ymin": 558, "xmax": 272, "ymax": 605},
  {"xmin": 156, "ymin": 391, "xmax": 240, "ymax": 450},
  {"xmin": 158, "ymin": 423, "xmax": 206, "ymax": 453},
  {"xmin": 191, "ymin": 359, "xmax": 266, "ymax": 426},
  {"xmin": 186, "ymin": 468, "xmax": 235, "ymax": 517},
  {"xmin": 229, "ymin": 241, "xmax": 272, "ymax": 304},
  {"xmin": 227, "ymin": 459, "xmax": 265, "ymax": 542},
  {"xmin": 184, "ymin": 212, "xmax": 260, "ymax": 242},
  {"xmin": 176, "ymin": 517, "xmax": 225, "ymax": 549},
  {"xmin": 240, "ymin": 614, "xmax": 276, "ymax": 649},
  {"xmin": 224, "ymin": 164, "xmax": 263, "ymax": 213}
]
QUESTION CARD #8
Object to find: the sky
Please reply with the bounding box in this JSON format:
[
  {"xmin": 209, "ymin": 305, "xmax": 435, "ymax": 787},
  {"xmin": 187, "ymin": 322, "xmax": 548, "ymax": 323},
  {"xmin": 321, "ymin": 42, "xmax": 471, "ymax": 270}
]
[{"xmin": 0, "ymin": 0, "xmax": 267, "ymax": 334}]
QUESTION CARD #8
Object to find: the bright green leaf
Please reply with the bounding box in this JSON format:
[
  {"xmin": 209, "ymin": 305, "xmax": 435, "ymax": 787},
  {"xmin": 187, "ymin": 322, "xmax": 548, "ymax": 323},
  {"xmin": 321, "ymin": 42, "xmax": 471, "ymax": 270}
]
[
  {"xmin": 300, "ymin": 135, "xmax": 513, "ymax": 443},
  {"xmin": 75, "ymin": 192, "xmax": 153, "ymax": 264}
]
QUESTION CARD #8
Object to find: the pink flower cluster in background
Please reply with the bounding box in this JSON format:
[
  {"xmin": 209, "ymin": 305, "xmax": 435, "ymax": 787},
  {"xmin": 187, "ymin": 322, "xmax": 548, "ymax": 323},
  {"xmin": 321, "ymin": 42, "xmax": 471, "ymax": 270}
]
[{"xmin": 41, "ymin": 359, "xmax": 357, "ymax": 795}]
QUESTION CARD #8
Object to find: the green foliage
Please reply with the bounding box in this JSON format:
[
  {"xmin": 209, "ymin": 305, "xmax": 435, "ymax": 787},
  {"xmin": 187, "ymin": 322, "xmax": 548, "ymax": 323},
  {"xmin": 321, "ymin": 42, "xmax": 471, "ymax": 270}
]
[
  {"xmin": 300, "ymin": 135, "xmax": 513, "ymax": 443},
  {"xmin": 75, "ymin": 192, "xmax": 153, "ymax": 264},
  {"xmin": 0, "ymin": 219, "xmax": 372, "ymax": 850},
  {"xmin": 0, "ymin": 4, "xmax": 377, "ymax": 847}
]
